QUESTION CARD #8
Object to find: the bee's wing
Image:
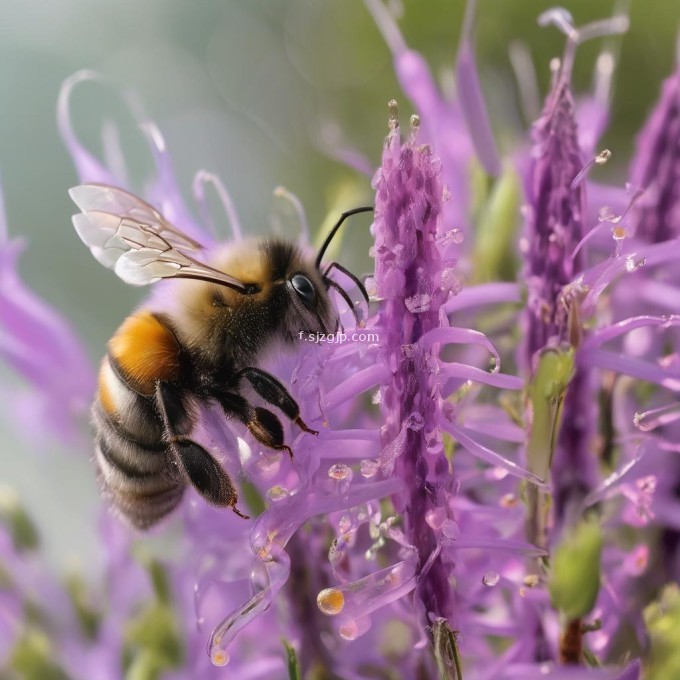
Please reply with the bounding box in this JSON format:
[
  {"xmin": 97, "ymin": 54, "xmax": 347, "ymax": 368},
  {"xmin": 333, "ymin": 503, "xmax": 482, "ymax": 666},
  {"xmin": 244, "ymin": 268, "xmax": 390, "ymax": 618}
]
[{"xmin": 70, "ymin": 184, "xmax": 247, "ymax": 291}]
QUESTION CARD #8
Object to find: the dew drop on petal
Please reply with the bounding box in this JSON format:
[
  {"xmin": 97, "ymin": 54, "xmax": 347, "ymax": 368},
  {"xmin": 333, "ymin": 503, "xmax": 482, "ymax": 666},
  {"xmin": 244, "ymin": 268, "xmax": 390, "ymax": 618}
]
[
  {"xmin": 598, "ymin": 206, "xmax": 617, "ymax": 223},
  {"xmin": 441, "ymin": 519, "xmax": 460, "ymax": 540},
  {"xmin": 482, "ymin": 570, "xmax": 500, "ymax": 587},
  {"xmin": 266, "ymin": 485, "xmax": 290, "ymax": 502},
  {"xmin": 360, "ymin": 459, "xmax": 379, "ymax": 478},
  {"xmin": 440, "ymin": 268, "xmax": 462, "ymax": 296},
  {"xmin": 257, "ymin": 452, "xmax": 282, "ymax": 475},
  {"xmin": 425, "ymin": 507, "xmax": 447, "ymax": 531},
  {"xmin": 405, "ymin": 294, "xmax": 431, "ymax": 313},
  {"xmin": 317, "ymin": 588, "xmax": 345, "ymax": 615},
  {"xmin": 339, "ymin": 620, "xmax": 359, "ymax": 640},
  {"xmin": 625, "ymin": 255, "xmax": 646, "ymax": 272},
  {"xmin": 364, "ymin": 276, "xmax": 378, "ymax": 298},
  {"xmin": 211, "ymin": 649, "xmax": 230, "ymax": 667},
  {"xmin": 338, "ymin": 515, "xmax": 353, "ymax": 534},
  {"xmin": 436, "ymin": 228, "xmax": 464, "ymax": 248},
  {"xmin": 339, "ymin": 616, "xmax": 372, "ymax": 640},
  {"xmin": 485, "ymin": 467, "xmax": 509, "ymax": 481},
  {"xmin": 328, "ymin": 463, "xmax": 353, "ymax": 481}
]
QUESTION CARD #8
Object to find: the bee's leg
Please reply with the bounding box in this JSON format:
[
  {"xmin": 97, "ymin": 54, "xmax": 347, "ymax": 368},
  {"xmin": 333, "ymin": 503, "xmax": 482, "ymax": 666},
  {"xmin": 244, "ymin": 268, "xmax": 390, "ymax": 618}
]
[
  {"xmin": 218, "ymin": 390, "xmax": 295, "ymax": 459},
  {"xmin": 156, "ymin": 382, "xmax": 249, "ymax": 520},
  {"xmin": 234, "ymin": 367, "xmax": 318, "ymax": 436}
]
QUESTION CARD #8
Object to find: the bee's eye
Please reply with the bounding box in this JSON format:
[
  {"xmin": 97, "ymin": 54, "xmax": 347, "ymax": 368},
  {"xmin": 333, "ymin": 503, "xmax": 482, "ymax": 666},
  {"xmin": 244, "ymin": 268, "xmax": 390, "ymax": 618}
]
[{"xmin": 291, "ymin": 274, "xmax": 316, "ymax": 307}]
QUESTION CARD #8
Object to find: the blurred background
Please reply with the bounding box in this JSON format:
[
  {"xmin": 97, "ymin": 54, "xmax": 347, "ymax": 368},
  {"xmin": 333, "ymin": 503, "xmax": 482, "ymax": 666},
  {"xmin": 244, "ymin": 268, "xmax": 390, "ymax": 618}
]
[{"xmin": 1, "ymin": 0, "xmax": 680, "ymax": 574}]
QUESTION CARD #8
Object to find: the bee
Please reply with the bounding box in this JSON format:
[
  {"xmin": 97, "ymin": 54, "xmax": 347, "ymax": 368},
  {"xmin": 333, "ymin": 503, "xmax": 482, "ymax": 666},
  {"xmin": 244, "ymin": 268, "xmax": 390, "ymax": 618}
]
[{"xmin": 70, "ymin": 184, "xmax": 370, "ymax": 529}]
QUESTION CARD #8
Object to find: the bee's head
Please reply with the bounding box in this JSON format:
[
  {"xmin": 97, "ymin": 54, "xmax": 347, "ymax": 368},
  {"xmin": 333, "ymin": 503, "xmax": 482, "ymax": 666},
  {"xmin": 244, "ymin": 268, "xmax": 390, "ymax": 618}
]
[{"xmin": 262, "ymin": 240, "xmax": 338, "ymax": 343}]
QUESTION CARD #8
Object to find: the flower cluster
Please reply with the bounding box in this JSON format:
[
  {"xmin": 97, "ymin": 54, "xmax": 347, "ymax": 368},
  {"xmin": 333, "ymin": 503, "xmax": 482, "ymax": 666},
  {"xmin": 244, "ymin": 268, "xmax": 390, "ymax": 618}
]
[{"xmin": 2, "ymin": 3, "xmax": 680, "ymax": 680}]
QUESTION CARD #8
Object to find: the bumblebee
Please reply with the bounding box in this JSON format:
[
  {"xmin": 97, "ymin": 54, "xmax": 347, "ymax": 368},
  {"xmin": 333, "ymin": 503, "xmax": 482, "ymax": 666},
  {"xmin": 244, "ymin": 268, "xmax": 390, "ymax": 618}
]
[{"xmin": 70, "ymin": 184, "xmax": 370, "ymax": 529}]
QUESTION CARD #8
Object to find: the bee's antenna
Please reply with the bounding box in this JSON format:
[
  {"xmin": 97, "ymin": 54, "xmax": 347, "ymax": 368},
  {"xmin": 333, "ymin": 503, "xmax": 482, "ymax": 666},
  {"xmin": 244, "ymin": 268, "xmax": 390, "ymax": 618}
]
[
  {"xmin": 324, "ymin": 277, "xmax": 362, "ymax": 326},
  {"xmin": 315, "ymin": 206, "xmax": 373, "ymax": 270}
]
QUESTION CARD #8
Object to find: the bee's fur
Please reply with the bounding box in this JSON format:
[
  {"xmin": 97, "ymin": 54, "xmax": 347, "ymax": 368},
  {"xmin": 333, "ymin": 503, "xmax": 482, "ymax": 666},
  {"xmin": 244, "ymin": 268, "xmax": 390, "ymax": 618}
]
[
  {"xmin": 70, "ymin": 182, "xmax": 371, "ymax": 531},
  {"xmin": 93, "ymin": 238, "xmax": 337, "ymax": 529}
]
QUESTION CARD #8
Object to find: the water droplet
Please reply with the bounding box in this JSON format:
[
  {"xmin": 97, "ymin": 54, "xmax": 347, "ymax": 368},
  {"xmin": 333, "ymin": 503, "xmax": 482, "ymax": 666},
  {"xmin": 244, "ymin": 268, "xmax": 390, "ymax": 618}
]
[
  {"xmin": 339, "ymin": 620, "xmax": 359, "ymax": 640},
  {"xmin": 266, "ymin": 486, "xmax": 290, "ymax": 502},
  {"xmin": 405, "ymin": 294, "xmax": 431, "ymax": 313},
  {"xmin": 257, "ymin": 452, "xmax": 282, "ymax": 475},
  {"xmin": 317, "ymin": 588, "xmax": 345, "ymax": 615},
  {"xmin": 436, "ymin": 228, "xmax": 464, "ymax": 249},
  {"xmin": 440, "ymin": 268, "xmax": 462, "ymax": 295},
  {"xmin": 406, "ymin": 412, "xmax": 424, "ymax": 431},
  {"xmin": 338, "ymin": 515, "xmax": 353, "ymax": 534},
  {"xmin": 328, "ymin": 464, "xmax": 352, "ymax": 481},
  {"xmin": 485, "ymin": 467, "xmax": 509, "ymax": 481},
  {"xmin": 425, "ymin": 507, "xmax": 447, "ymax": 531},
  {"xmin": 598, "ymin": 206, "xmax": 617, "ymax": 223},
  {"xmin": 360, "ymin": 459, "xmax": 379, "ymax": 478},
  {"xmin": 625, "ymin": 255, "xmax": 646, "ymax": 273},
  {"xmin": 441, "ymin": 519, "xmax": 460, "ymax": 540},
  {"xmin": 482, "ymin": 570, "xmax": 500, "ymax": 587},
  {"xmin": 211, "ymin": 649, "xmax": 230, "ymax": 667},
  {"xmin": 364, "ymin": 276, "xmax": 378, "ymax": 297}
]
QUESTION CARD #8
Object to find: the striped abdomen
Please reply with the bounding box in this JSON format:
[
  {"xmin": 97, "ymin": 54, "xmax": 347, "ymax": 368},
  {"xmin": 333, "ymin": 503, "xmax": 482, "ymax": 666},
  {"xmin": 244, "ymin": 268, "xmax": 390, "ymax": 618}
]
[{"xmin": 93, "ymin": 311, "xmax": 185, "ymax": 529}]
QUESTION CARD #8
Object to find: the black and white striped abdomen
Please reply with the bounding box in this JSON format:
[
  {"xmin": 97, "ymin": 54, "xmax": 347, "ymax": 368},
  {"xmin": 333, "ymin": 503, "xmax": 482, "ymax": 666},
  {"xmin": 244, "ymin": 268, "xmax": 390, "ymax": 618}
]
[{"xmin": 93, "ymin": 348, "xmax": 185, "ymax": 530}]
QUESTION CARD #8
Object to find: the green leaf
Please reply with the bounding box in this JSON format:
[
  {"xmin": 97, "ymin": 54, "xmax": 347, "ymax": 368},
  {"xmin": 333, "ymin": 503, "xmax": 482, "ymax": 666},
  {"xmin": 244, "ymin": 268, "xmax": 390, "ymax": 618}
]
[
  {"xmin": 471, "ymin": 163, "xmax": 521, "ymax": 284},
  {"xmin": 431, "ymin": 618, "xmax": 463, "ymax": 680},
  {"xmin": 549, "ymin": 518, "xmax": 603, "ymax": 619},
  {"xmin": 124, "ymin": 602, "xmax": 183, "ymax": 671},
  {"xmin": 525, "ymin": 347, "xmax": 575, "ymax": 549},
  {"xmin": 240, "ymin": 477, "xmax": 266, "ymax": 517},
  {"xmin": 125, "ymin": 650, "xmax": 168, "ymax": 680},
  {"xmin": 122, "ymin": 558, "xmax": 184, "ymax": 679},
  {"xmin": 282, "ymin": 638, "xmax": 301, "ymax": 680},
  {"xmin": 0, "ymin": 486, "xmax": 40, "ymax": 552},
  {"xmin": 526, "ymin": 347, "xmax": 575, "ymax": 480},
  {"xmin": 644, "ymin": 584, "xmax": 680, "ymax": 680},
  {"xmin": 9, "ymin": 630, "xmax": 72, "ymax": 680},
  {"xmin": 64, "ymin": 573, "xmax": 101, "ymax": 639}
]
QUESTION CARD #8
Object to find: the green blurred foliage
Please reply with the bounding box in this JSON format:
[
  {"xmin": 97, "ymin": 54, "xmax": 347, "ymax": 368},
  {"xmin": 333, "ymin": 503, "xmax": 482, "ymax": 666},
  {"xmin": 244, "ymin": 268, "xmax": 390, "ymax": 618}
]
[
  {"xmin": 644, "ymin": 584, "xmax": 680, "ymax": 679},
  {"xmin": 549, "ymin": 517, "xmax": 603, "ymax": 620},
  {"xmin": 1, "ymin": 0, "xmax": 679, "ymax": 576}
]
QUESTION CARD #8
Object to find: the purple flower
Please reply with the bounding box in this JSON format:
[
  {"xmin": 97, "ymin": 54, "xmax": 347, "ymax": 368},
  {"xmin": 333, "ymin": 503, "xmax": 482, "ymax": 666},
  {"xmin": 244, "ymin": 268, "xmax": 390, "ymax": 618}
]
[
  {"xmin": 0, "ymin": 182, "xmax": 94, "ymax": 445},
  {"xmin": 630, "ymin": 65, "xmax": 680, "ymax": 242},
  {"xmin": 2, "ymin": 6, "xmax": 680, "ymax": 678}
]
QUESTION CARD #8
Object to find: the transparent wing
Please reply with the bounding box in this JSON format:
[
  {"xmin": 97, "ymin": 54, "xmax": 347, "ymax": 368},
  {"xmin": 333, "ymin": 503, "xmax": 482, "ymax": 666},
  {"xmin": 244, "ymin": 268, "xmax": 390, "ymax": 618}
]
[{"xmin": 70, "ymin": 184, "xmax": 246, "ymax": 291}]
